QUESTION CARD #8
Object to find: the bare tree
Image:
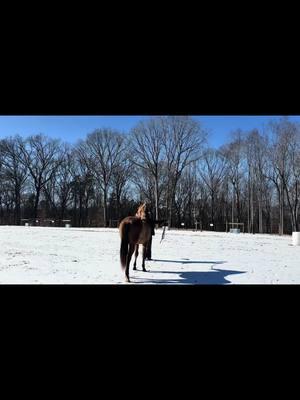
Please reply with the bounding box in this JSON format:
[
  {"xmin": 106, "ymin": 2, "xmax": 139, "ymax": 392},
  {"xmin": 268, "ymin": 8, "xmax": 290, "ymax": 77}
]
[
  {"xmin": 130, "ymin": 118, "xmax": 165, "ymax": 220},
  {"xmin": 173, "ymin": 163, "xmax": 201, "ymax": 228},
  {"xmin": 220, "ymin": 131, "xmax": 246, "ymax": 225},
  {"xmin": 245, "ymin": 131, "xmax": 256, "ymax": 233},
  {"xmin": 244, "ymin": 129, "xmax": 269, "ymax": 233},
  {"xmin": 69, "ymin": 148, "xmax": 95, "ymax": 227},
  {"xmin": 16, "ymin": 134, "xmax": 63, "ymax": 219},
  {"xmin": 286, "ymin": 132, "xmax": 300, "ymax": 231},
  {"xmin": 0, "ymin": 136, "xmax": 28, "ymax": 224},
  {"xmin": 131, "ymin": 167, "xmax": 156, "ymax": 205},
  {"xmin": 110, "ymin": 158, "xmax": 133, "ymax": 220},
  {"xmin": 268, "ymin": 118, "xmax": 300, "ymax": 232},
  {"xmin": 77, "ymin": 129, "xmax": 126, "ymax": 227},
  {"xmin": 44, "ymin": 144, "xmax": 75, "ymax": 221},
  {"xmin": 267, "ymin": 118, "xmax": 295, "ymax": 234},
  {"xmin": 198, "ymin": 148, "xmax": 227, "ymax": 227},
  {"xmin": 161, "ymin": 116, "xmax": 207, "ymax": 227}
]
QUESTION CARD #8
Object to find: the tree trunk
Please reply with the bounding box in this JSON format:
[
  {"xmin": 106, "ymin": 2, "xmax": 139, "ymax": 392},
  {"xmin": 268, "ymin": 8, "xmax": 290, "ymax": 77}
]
[
  {"xmin": 258, "ymin": 189, "xmax": 263, "ymax": 234},
  {"xmin": 168, "ymin": 191, "xmax": 174, "ymax": 229},
  {"xmin": 34, "ymin": 188, "xmax": 40, "ymax": 219},
  {"xmin": 154, "ymin": 177, "xmax": 159, "ymax": 221},
  {"xmin": 103, "ymin": 187, "xmax": 108, "ymax": 227},
  {"xmin": 279, "ymin": 180, "xmax": 284, "ymax": 235},
  {"xmin": 251, "ymin": 180, "xmax": 254, "ymax": 233},
  {"xmin": 15, "ymin": 186, "xmax": 21, "ymax": 225},
  {"xmin": 60, "ymin": 206, "xmax": 65, "ymax": 223},
  {"xmin": 211, "ymin": 191, "xmax": 215, "ymax": 226},
  {"xmin": 247, "ymin": 174, "xmax": 250, "ymax": 233},
  {"xmin": 79, "ymin": 193, "xmax": 83, "ymax": 227}
]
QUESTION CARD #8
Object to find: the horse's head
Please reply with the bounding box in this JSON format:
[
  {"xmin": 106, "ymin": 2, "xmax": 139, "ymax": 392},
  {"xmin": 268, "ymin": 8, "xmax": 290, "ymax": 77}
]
[{"xmin": 136, "ymin": 202, "xmax": 149, "ymax": 220}]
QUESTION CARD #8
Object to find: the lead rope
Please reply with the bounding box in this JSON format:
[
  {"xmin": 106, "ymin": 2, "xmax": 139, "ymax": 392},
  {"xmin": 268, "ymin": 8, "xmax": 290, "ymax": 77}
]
[{"xmin": 160, "ymin": 225, "xmax": 167, "ymax": 244}]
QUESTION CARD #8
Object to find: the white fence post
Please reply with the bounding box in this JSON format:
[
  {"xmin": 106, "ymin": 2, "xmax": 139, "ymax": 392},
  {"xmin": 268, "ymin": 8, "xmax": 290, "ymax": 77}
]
[{"xmin": 292, "ymin": 232, "xmax": 300, "ymax": 246}]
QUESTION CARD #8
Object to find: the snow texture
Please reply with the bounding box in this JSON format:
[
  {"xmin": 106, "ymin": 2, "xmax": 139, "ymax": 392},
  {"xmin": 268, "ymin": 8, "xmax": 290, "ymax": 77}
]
[{"xmin": 0, "ymin": 226, "xmax": 299, "ymax": 284}]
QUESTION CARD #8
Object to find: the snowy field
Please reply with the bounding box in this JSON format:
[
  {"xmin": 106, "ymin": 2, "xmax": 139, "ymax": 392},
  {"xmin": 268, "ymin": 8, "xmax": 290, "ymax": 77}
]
[{"xmin": 0, "ymin": 225, "xmax": 300, "ymax": 284}]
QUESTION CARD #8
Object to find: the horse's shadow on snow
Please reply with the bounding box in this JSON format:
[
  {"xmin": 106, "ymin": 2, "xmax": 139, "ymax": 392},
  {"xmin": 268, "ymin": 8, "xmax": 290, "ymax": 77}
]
[
  {"xmin": 152, "ymin": 258, "xmax": 225, "ymax": 265},
  {"xmin": 132, "ymin": 258, "xmax": 246, "ymax": 284}
]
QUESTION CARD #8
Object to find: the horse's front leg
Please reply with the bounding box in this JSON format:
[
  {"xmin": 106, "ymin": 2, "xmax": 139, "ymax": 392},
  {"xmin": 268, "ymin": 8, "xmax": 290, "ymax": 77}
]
[
  {"xmin": 141, "ymin": 244, "xmax": 148, "ymax": 272},
  {"xmin": 133, "ymin": 244, "xmax": 139, "ymax": 270}
]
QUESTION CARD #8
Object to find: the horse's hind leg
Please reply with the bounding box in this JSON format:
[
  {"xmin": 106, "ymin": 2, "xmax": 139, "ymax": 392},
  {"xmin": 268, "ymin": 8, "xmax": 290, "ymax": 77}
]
[
  {"xmin": 133, "ymin": 244, "xmax": 139, "ymax": 270},
  {"xmin": 141, "ymin": 244, "xmax": 148, "ymax": 272},
  {"xmin": 125, "ymin": 244, "xmax": 135, "ymax": 282}
]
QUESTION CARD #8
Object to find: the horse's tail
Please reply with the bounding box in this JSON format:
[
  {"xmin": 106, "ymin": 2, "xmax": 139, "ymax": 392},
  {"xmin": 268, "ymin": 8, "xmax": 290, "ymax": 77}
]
[{"xmin": 120, "ymin": 221, "xmax": 129, "ymax": 270}]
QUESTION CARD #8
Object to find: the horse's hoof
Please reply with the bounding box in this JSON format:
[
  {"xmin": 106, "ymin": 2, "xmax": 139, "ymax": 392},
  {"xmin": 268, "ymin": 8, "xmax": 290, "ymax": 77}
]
[
  {"xmin": 142, "ymin": 269, "xmax": 148, "ymax": 272},
  {"xmin": 133, "ymin": 267, "xmax": 137, "ymax": 270}
]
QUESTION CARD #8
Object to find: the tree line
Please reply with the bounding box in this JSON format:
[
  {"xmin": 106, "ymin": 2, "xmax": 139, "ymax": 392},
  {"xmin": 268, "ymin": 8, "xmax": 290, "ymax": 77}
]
[{"xmin": 0, "ymin": 116, "xmax": 299, "ymax": 234}]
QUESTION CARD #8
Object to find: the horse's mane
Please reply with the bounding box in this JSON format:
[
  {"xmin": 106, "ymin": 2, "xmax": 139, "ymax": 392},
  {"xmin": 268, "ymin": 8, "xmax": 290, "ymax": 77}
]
[{"xmin": 135, "ymin": 203, "xmax": 148, "ymax": 221}]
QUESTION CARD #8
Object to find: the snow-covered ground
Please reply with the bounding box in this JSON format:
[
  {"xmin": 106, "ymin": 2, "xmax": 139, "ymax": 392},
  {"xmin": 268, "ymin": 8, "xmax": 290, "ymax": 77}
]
[{"xmin": 0, "ymin": 225, "xmax": 299, "ymax": 284}]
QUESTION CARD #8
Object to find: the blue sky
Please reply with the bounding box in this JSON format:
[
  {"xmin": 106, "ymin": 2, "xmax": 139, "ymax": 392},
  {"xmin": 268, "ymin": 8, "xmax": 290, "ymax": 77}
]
[{"xmin": 0, "ymin": 115, "xmax": 300, "ymax": 148}]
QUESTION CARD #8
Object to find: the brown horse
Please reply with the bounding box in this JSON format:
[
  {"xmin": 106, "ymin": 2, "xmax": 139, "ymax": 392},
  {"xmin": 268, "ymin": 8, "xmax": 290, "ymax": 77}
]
[{"xmin": 119, "ymin": 203, "xmax": 152, "ymax": 282}]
